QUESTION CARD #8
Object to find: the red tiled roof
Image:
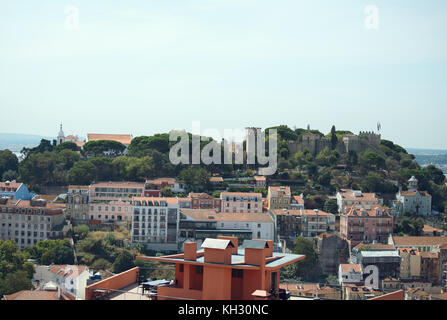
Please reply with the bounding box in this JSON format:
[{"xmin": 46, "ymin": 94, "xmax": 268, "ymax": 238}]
[
  {"xmin": 209, "ymin": 177, "xmax": 223, "ymax": 182},
  {"xmin": 369, "ymin": 290, "xmax": 404, "ymax": 300},
  {"xmin": 133, "ymin": 197, "xmax": 179, "ymax": 205},
  {"xmin": 254, "ymin": 176, "xmax": 266, "ymax": 181},
  {"xmin": 423, "ymin": 225, "xmax": 443, "ymax": 233},
  {"xmin": 49, "ymin": 265, "xmax": 88, "ymax": 278},
  {"xmin": 91, "ymin": 181, "xmax": 144, "ymax": 188},
  {"xmin": 145, "ymin": 178, "xmax": 176, "ymax": 185},
  {"xmin": 345, "ymin": 204, "xmax": 391, "ymax": 217},
  {"xmin": 291, "ymin": 195, "xmax": 304, "ymax": 204},
  {"xmin": 181, "ymin": 209, "xmax": 273, "ymax": 222},
  {"xmin": 87, "ymin": 133, "xmax": 132, "ymax": 145},
  {"xmin": 221, "ymin": 192, "xmax": 262, "ymax": 197},
  {"xmin": 339, "ymin": 189, "xmax": 379, "ymax": 201},
  {"xmin": 4, "ymin": 290, "xmax": 61, "ymax": 300},
  {"xmin": 340, "ymin": 264, "xmax": 362, "ymax": 273},
  {"xmin": 273, "ymin": 209, "xmax": 333, "ymax": 217},
  {"xmin": 392, "ymin": 236, "xmax": 447, "ymax": 246}
]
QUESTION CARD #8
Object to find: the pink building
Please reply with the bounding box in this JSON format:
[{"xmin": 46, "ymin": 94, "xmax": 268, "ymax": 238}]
[
  {"xmin": 88, "ymin": 199, "xmax": 132, "ymax": 224},
  {"xmin": 340, "ymin": 204, "xmax": 393, "ymax": 247},
  {"xmin": 220, "ymin": 192, "xmax": 263, "ymax": 213}
]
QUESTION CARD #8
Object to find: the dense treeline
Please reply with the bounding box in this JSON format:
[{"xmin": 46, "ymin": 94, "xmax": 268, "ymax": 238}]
[{"xmin": 1, "ymin": 125, "xmax": 446, "ymax": 213}]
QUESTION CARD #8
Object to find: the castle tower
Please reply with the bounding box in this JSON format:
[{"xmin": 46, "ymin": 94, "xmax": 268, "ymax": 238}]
[
  {"xmin": 57, "ymin": 124, "xmax": 65, "ymax": 145},
  {"xmin": 408, "ymin": 176, "xmax": 418, "ymax": 192}
]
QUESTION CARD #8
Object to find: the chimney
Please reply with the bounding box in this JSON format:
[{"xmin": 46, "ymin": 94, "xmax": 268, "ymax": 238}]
[
  {"xmin": 183, "ymin": 242, "xmax": 197, "ymax": 261},
  {"xmin": 217, "ymin": 236, "xmax": 238, "ymax": 254}
]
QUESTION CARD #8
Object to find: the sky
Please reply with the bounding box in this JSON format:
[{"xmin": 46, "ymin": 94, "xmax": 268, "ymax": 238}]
[{"xmin": 1, "ymin": 0, "xmax": 447, "ymax": 149}]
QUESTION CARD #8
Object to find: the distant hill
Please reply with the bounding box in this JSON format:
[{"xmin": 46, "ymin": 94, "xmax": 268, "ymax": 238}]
[{"xmin": 0, "ymin": 133, "xmax": 53, "ymax": 152}]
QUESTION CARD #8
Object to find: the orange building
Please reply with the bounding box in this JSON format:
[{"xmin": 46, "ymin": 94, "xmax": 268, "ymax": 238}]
[{"xmin": 136, "ymin": 236, "xmax": 305, "ymax": 300}]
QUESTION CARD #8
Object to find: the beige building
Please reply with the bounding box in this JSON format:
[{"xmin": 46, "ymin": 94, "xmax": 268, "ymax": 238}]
[
  {"xmin": 0, "ymin": 198, "xmax": 67, "ymax": 248},
  {"xmin": 66, "ymin": 185, "xmax": 89, "ymax": 222},
  {"xmin": 267, "ymin": 186, "xmax": 291, "ymax": 210},
  {"xmin": 220, "ymin": 192, "xmax": 263, "ymax": 213},
  {"xmin": 399, "ymin": 248, "xmax": 421, "ymax": 280}
]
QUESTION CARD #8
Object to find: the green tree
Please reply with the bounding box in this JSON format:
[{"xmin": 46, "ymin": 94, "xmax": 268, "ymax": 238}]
[
  {"xmin": 330, "ymin": 125, "xmax": 338, "ymax": 150},
  {"xmin": 74, "ymin": 225, "xmax": 90, "ymax": 241},
  {"xmin": 323, "ymin": 199, "xmax": 338, "ymax": 214},
  {"xmin": 83, "ymin": 140, "xmax": 126, "ymax": 157},
  {"xmin": 2, "ymin": 170, "xmax": 18, "ymax": 181},
  {"xmin": 68, "ymin": 161, "xmax": 97, "ymax": 185},
  {"xmin": 0, "ymin": 149, "xmax": 19, "ymax": 179},
  {"xmin": 54, "ymin": 142, "xmax": 80, "ymax": 152},
  {"xmin": 112, "ymin": 251, "xmax": 135, "ymax": 273},
  {"xmin": 0, "ymin": 270, "xmax": 33, "ymax": 295},
  {"xmin": 291, "ymin": 237, "xmax": 321, "ymax": 281}
]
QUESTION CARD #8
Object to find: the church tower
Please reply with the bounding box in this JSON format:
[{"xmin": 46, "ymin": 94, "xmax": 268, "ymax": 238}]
[
  {"xmin": 57, "ymin": 124, "xmax": 65, "ymax": 145},
  {"xmin": 408, "ymin": 176, "xmax": 418, "ymax": 192}
]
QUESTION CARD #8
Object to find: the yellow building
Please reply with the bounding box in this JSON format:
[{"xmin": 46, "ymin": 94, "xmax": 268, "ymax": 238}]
[
  {"xmin": 399, "ymin": 248, "xmax": 421, "ymax": 280},
  {"xmin": 267, "ymin": 186, "xmax": 291, "ymax": 210}
]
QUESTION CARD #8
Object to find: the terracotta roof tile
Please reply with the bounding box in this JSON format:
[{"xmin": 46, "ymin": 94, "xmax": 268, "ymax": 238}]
[
  {"xmin": 181, "ymin": 209, "xmax": 273, "ymax": 222},
  {"xmin": 87, "ymin": 133, "xmax": 132, "ymax": 145}
]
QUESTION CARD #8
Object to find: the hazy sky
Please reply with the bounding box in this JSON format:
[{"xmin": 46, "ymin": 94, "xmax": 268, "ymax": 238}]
[{"xmin": 1, "ymin": 1, "xmax": 446, "ymax": 149}]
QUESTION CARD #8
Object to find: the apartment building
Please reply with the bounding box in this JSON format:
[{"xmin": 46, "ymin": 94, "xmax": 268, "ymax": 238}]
[
  {"xmin": 89, "ymin": 182, "xmax": 144, "ymax": 201},
  {"xmin": 88, "ymin": 199, "xmax": 132, "ymax": 224},
  {"xmin": 267, "ymin": 186, "xmax": 291, "ymax": 210},
  {"xmin": 220, "ymin": 192, "xmax": 263, "ymax": 213},
  {"xmin": 131, "ymin": 197, "xmax": 180, "ymax": 252},
  {"xmin": 340, "ymin": 204, "xmax": 393, "ymax": 246},
  {"xmin": 336, "ymin": 189, "xmax": 382, "ymax": 214},
  {"xmin": 272, "ymin": 209, "xmax": 336, "ymax": 241},
  {"xmin": 66, "ymin": 185, "xmax": 89, "ymax": 222},
  {"xmin": 136, "ymin": 236, "xmax": 305, "ymax": 300},
  {"xmin": 188, "ymin": 193, "xmax": 221, "ymax": 211},
  {"xmin": 178, "ymin": 209, "xmax": 274, "ymax": 245},
  {"xmin": 399, "ymin": 248, "xmax": 421, "ymax": 280},
  {"xmin": 253, "ymin": 176, "xmax": 266, "ymax": 188},
  {"xmin": 0, "ymin": 198, "xmax": 67, "ymax": 248}
]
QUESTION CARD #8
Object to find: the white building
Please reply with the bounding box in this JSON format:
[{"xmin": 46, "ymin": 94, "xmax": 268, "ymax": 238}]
[
  {"xmin": 178, "ymin": 209, "xmax": 274, "ymax": 246},
  {"xmin": 338, "ymin": 264, "xmax": 363, "ymax": 285},
  {"xmin": 33, "ymin": 265, "xmax": 92, "ymax": 300},
  {"xmin": 336, "ymin": 189, "xmax": 382, "ymax": 214},
  {"xmin": 131, "ymin": 197, "xmax": 180, "ymax": 252},
  {"xmin": 394, "ymin": 176, "xmax": 432, "ymax": 216}
]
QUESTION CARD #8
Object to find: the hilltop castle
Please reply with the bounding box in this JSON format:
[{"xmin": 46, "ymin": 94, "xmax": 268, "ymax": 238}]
[{"xmin": 287, "ymin": 131, "xmax": 382, "ymax": 156}]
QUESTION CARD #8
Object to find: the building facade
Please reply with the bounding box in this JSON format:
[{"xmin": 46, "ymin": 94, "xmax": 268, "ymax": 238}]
[
  {"xmin": 336, "ymin": 189, "xmax": 382, "ymax": 214},
  {"xmin": 66, "ymin": 185, "xmax": 89, "ymax": 222},
  {"xmin": 267, "ymin": 186, "xmax": 291, "ymax": 210},
  {"xmin": 220, "ymin": 192, "xmax": 263, "ymax": 213},
  {"xmin": 189, "ymin": 193, "xmax": 221, "ymax": 211},
  {"xmin": 394, "ymin": 176, "xmax": 432, "ymax": 216},
  {"xmin": 0, "ymin": 198, "xmax": 67, "ymax": 248},
  {"xmin": 340, "ymin": 204, "xmax": 393, "ymax": 246},
  {"xmin": 131, "ymin": 197, "xmax": 180, "ymax": 252}
]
